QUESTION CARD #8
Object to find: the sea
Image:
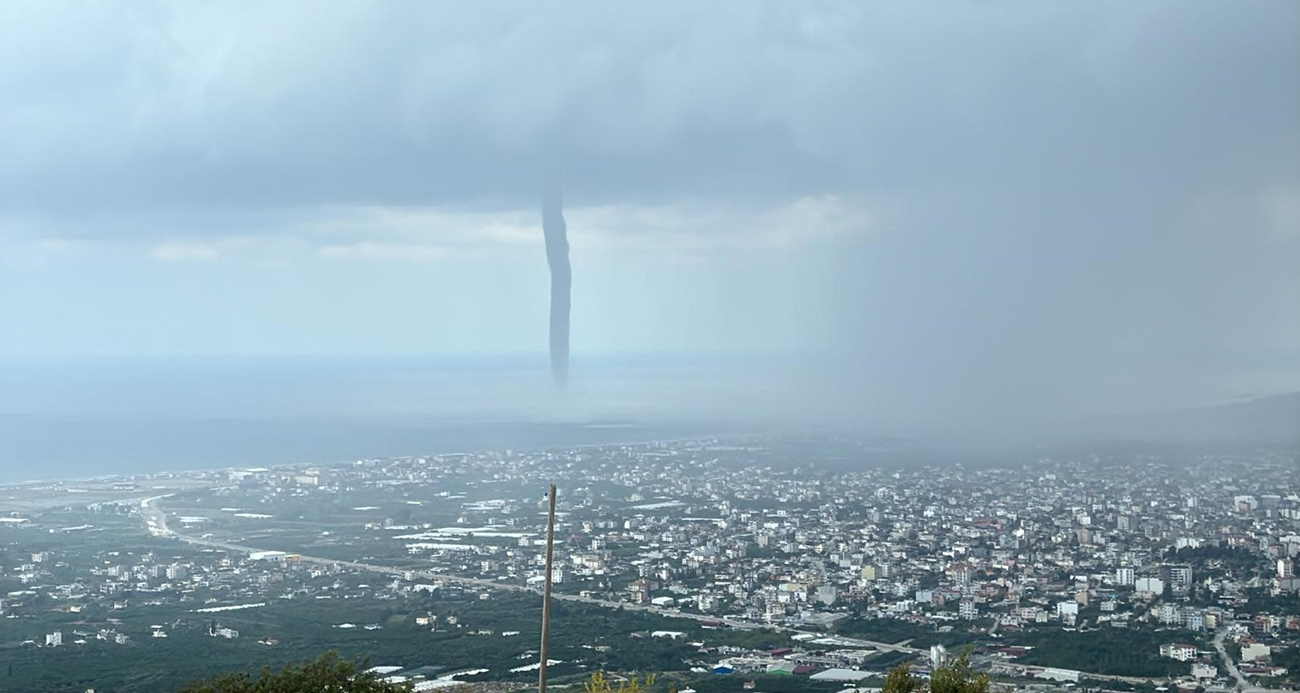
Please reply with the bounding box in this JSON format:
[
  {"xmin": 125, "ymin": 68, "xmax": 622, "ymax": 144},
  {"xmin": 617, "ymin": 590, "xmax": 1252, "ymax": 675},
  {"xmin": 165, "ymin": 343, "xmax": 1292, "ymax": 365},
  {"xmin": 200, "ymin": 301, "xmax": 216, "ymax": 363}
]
[{"xmin": 0, "ymin": 354, "xmax": 772, "ymax": 483}]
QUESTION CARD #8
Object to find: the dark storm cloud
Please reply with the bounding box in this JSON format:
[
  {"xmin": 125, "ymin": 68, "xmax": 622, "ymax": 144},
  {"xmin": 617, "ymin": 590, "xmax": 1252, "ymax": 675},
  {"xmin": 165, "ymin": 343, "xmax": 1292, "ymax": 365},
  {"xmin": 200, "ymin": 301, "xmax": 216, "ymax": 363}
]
[
  {"xmin": 0, "ymin": 0, "xmax": 1297, "ymax": 433},
  {"xmin": 3, "ymin": 1, "xmax": 1293, "ymax": 215}
]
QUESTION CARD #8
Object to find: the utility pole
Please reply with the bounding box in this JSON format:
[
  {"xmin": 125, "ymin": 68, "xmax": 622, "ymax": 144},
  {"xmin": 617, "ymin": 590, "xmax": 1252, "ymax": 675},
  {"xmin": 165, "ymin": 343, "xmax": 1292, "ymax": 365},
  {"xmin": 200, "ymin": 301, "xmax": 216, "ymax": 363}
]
[{"xmin": 538, "ymin": 484, "xmax": 557, "ymax": 693}]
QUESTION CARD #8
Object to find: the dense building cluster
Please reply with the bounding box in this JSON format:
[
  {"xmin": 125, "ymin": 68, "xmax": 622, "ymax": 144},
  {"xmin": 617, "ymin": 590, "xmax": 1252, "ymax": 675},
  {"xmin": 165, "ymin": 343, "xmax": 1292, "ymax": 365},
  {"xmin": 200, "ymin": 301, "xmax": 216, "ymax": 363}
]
[{"xmin": 2, "ymin": 438, "xmax": 1297, "ymax": 690}]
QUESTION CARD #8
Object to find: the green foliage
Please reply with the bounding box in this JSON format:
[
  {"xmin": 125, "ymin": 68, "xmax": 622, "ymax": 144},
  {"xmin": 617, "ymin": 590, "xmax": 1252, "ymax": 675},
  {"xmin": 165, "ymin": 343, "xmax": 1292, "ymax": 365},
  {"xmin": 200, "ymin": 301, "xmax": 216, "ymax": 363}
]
[
  {"xmin": 1225, "ymin": 641, "xmax": 1243, "ymax": 663},
  {"xmin": 927, "ymin": 655, "xmax": 988, "ymax": 693},
  {"xmin": 585, "ymin": 671, "xmax": 659, "ymax": 693},
  {"xmin": 1011, "ymin": 628, "xmax": 1192, "ymax": 677},
  {"xmin": 881, "ymin": 663, "xmax": 917, "ymax": 693},
  {"xmin": 881, "ymin": 655, "xmax": 987, "ymax": 693},
  {"xmin": 623, "ymin": 672, "xmax": 847, "ymax": 693},
  {"xmin": 681, "ymin": 674, "xmax": 862, "ymax": 693},
  {"xmin": 1243, "ymin": 587, "xmax": 1300, "ymax": 615},
  {"xmin": 1272, "ymin": 646, "xmax": 1300, "ymax": 684},
  {"xmin": 2, "ymin": 588, "xmax": 783, "ymax": 692},
  {"xmin": 178, "ymin": 652, "xmax": 413, "ymax": 693},
  {"xmin": 1163, "ymin": 545, "xmax": 1265, "ymax": 576}
]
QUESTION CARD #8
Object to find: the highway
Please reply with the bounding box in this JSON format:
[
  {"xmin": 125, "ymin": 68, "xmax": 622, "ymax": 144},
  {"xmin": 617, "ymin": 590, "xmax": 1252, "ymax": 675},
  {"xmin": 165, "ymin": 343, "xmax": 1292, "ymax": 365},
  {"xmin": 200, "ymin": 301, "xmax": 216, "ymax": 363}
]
[
  {"xmin": 139, "ymin": 496, "xmax": 1293, "ymax": 692},
  {"xmin": 140, "ymin": 495, "xmax": 920, "ymax": 655}
]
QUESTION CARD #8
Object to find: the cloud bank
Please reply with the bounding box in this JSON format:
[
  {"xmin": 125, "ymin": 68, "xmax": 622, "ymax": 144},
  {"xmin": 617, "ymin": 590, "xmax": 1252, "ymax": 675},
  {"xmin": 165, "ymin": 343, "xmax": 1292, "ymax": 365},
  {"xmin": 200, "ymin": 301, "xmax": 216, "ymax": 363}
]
[{"xmin": 1, "ymin": 0, "xmax": 1297, "ymax": 432}]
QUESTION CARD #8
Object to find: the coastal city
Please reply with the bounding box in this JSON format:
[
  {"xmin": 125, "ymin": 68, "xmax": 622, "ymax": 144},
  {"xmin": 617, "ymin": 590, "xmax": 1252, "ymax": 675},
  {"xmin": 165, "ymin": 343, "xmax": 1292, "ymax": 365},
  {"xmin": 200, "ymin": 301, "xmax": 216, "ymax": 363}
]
[
  {"xmin": 5, "ymin": 2, "xmax": 1298, "ymax": 693},
  {"xmin": 1, "ymin": 437, "xmax": 1298, "ymax": 693}
]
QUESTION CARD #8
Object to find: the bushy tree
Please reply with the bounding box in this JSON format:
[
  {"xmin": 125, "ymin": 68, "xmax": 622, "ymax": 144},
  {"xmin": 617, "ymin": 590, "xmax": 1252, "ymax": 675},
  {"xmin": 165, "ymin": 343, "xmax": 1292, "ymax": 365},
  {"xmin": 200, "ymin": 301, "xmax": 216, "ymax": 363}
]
[
  {"xmin": 882, "ymin": 654, "xmax": 988, "ymax": 693},
  {"xmin": 882, "ymin": 663, "xmax": 919, "ymax": 693},
  {"xmin": 179, "ymin": 652, "xmax": 413, "ymax": 693},
  {"xmin": 584, "ymin": 671, "xmax": 662, "ymax": 693},
  {"xmin": 928, "ymin": 654, "xmax": 989, "ymax": 693}
]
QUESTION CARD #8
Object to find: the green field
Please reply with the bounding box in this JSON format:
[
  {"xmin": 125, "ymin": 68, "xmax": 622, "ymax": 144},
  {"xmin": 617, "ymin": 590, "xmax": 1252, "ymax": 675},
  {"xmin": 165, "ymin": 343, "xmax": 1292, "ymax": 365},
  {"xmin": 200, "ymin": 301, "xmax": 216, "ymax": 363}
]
[
  {"xmin": 0, "ymin": 588, "xmax": 792, "ymax": 693},
  {"xmin": 1009, "ymin": 628, "xmax": 1197, "ymax": 678}
]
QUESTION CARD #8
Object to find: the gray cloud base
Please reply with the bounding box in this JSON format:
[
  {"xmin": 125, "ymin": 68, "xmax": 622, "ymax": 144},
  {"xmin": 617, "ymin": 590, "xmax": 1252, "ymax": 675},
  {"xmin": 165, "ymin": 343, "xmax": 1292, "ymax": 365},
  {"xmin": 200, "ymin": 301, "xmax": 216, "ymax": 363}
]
[{"xmin": 0, "ymin": 0, "xmax": 1297, "ymax": 436}]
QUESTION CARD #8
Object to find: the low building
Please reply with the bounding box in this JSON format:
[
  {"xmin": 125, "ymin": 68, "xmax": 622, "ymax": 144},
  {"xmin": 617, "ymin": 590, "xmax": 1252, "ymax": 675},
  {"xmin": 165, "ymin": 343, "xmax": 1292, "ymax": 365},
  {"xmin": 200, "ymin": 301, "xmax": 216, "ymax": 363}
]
[{"xmin": 1159, "ymin": 643, "xmax": 1197, "ymax": 662}]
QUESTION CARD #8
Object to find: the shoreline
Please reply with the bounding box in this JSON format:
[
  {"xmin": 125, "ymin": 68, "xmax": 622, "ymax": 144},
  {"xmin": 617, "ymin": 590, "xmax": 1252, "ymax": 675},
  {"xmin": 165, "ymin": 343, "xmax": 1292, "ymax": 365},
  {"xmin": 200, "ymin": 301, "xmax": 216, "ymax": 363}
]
[{"xmin": 0, "ymin": 423, "xmax": 765, "ymax": 489}]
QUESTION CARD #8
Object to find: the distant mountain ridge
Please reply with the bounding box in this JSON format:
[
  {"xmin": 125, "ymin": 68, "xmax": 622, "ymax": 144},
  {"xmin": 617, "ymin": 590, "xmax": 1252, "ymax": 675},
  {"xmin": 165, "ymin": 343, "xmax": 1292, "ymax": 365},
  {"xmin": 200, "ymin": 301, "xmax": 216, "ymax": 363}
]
[{"xmin": 1095, "ymin": 392, "xmax": 1300, "ymax": 444}]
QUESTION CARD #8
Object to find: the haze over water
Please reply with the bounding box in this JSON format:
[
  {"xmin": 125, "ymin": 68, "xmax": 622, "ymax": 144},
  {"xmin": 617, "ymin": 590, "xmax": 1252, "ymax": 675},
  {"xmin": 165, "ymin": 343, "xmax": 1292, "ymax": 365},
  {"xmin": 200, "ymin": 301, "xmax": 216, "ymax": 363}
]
[
  {"xmin": 4, "ymin": 352, "xmax": 1296, "ymax": 483},
  {"xmin": 1, "ymin": 2, "xmax": 1297, "ymax": 480},
  {"xmin": 0, "ymin": 355, "xmax": 769, "ymax": 482}
]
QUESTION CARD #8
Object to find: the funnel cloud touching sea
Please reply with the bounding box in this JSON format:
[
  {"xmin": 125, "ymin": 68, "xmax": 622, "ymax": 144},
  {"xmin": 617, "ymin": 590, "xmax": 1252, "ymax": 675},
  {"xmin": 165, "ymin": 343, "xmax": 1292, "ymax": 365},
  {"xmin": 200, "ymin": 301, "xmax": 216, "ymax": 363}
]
[
  {"xmin": 542, "ymin": 189, "xmax": 571, "ymax": 385},
  {"xmin": 0, "ymin": 5, "xmax": 1298, "ymax": 690},
  {"xmin": 0, "ymin": 0, "xmax": 1296, "ymax": 440}
]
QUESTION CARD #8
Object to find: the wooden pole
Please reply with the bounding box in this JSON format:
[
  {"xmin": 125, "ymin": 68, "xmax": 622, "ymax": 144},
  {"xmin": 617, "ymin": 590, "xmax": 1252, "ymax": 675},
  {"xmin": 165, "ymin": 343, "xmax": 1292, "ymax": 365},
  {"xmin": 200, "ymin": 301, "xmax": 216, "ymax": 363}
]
[{"xmin": 538, "ymin": 484, "xmax": 557, "ymax": 693}]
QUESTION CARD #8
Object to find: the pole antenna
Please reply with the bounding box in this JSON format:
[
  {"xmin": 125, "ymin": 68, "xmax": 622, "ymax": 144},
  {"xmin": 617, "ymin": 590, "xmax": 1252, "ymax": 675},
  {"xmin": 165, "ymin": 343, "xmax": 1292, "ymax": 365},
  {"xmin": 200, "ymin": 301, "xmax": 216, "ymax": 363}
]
[{"xmin": 538, "ymin": 484, "xmax": 557, "ymax": 693}]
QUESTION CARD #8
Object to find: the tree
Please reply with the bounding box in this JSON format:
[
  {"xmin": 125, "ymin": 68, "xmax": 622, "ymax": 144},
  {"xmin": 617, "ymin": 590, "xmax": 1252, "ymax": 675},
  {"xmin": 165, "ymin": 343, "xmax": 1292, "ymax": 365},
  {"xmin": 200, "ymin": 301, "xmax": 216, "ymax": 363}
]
[
  {"xmin": 584, "ymin": 671, "xmax": 660, "ymax": 693},
  {"xmin": 928, "ymin": 654, "xmax": 989, "ymax": 693},
  {"xmin": 882, "ymin": 663, "xmax": 918, "ymax": 693},
  {"xmin": 882, "ymin": 654, "xmax": 988, "ymax": 693},
  {"xmin": 178, "ymin": 652, "xmax": 413, "ymax": 693}
]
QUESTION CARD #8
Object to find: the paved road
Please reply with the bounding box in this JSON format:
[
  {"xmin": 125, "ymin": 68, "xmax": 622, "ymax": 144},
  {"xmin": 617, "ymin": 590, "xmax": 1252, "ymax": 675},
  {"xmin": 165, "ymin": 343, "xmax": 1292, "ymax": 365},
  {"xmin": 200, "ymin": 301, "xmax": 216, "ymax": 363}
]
[
  {"xmin": 987, "ymin": 622, "xmax": 1290, "ymax": 691},
  {"xmin": 146, "ymin": 496, "xmax": 1296, "ymax": 693},
  {"xmin": 1215, "ymin": 628, "xmax": 1246, "ymax": 690},
  {"xmin": 1210, "ymin": 627, "xmax": 1287, "ymax": 693},
  {"xmin": 140, "ymin": 496, "xmax": 920, "ymax": 655}
]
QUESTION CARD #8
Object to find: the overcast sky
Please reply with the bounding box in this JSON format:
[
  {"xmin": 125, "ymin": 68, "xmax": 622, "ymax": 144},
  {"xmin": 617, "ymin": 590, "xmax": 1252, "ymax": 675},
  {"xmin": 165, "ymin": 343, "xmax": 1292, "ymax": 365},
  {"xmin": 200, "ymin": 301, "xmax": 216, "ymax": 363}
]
[{"xmin": 2, "ymin": 1, "xmax": 1298, "ymax": 428}]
